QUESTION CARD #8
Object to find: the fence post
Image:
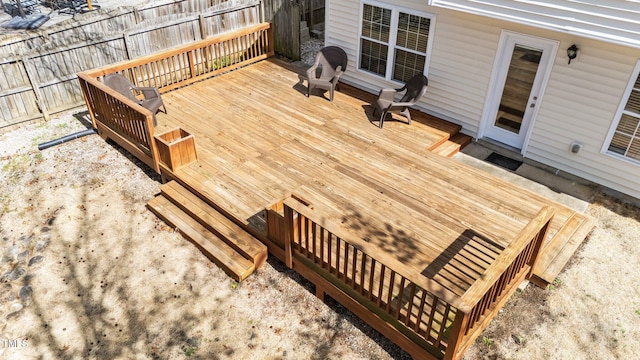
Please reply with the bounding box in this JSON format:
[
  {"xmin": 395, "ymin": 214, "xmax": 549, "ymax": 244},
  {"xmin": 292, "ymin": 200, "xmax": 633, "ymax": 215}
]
[
  {"xmin": 21, "ymin": 57, "xmax": 50, "ymax": 121},
  {"xmin": 199, "ymin": 14, "xmax": 207, "ymax": 40},
  {"xmin": 123, "ymin": 32, "xmax": 133, "ymax": 59}
]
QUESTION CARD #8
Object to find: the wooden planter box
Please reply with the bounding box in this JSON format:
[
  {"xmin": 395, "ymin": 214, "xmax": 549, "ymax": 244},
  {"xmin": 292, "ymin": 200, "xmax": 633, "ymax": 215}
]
[{"xmin": 155, "ymin": 128, "xmax": 198, "ymax": 171}]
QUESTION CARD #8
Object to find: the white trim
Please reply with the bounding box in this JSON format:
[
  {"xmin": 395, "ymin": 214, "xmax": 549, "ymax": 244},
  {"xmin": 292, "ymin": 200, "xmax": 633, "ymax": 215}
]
[
  {"xmin": 601, "ymin": 59, "xmax": 640, "ymax": 165},
  {"xmin": 429, "ymin": 1, "xmax": 640, "ymax": 49},
  {"xmin": 479, "ymin": 30, "xmax": 558, "ymax": 153},
  {"xmin": 357, "ymin": 0, "xmax": 436, "ymax": 85}
]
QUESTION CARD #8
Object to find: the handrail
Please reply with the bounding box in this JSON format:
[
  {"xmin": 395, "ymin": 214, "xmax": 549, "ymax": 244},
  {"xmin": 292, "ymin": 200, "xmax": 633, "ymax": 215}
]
[
  {"xmin": 459, "ymin": 205, "xmax": 555, "ymax": 312},
  {"xmin": 78, "ymin": 72, "xmax": 159, "ymax": 172},
  {"xmin": 83, "ymin": 23, "xmax": 275, "ymax": 82},
  {"xmin": 283, "ymin": 196, "xmax": 463, "ymax": 308},
  {"xmin": 78, "ymin": 22, "xmax": 274, "ymax": 175}
]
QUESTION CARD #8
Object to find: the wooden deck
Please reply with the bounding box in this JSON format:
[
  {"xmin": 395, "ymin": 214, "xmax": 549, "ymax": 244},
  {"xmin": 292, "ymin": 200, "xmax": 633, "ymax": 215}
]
[
  {"xmin": 77, "ymin": 24, "xmax": 592, "ymax": 359},
  {"xmin": 152, "ymin": 58, "xmax": 590, "ymax": 287}
]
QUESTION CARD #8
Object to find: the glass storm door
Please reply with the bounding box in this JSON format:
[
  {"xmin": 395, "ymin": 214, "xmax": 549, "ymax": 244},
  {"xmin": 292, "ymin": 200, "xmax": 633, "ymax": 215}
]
[{"xmin": 482, "ymin": 32, "xmax": 557, "ymax": 150}]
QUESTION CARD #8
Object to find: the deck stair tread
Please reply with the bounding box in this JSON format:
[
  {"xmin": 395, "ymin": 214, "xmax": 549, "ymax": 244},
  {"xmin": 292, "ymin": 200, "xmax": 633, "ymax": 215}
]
[
  {"xmin": 532, "ymin": 212, "xmax": 595, "ymax": 286},
  {"xmin": 431, "ymin": 133, "xmax": 473, "ymax": 157},
  {"xmin": 147, "ymin": 195, "xmax": 255, "ymax": 281},
  {"xmin": 160, "ymin": 180, "xmax": 268, "ymax": 269}
]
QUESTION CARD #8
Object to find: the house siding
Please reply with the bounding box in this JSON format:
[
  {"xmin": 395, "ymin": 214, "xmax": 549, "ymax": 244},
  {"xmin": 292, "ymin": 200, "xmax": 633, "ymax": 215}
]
[{"xmin": 326, "ymin": 0, "xmax": 640, "ymax": 199}]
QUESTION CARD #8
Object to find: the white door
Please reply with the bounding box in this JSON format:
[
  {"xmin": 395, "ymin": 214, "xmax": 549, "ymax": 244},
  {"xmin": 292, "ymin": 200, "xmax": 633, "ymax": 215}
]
[{"xmin": 481, "ymin": 32, "xmax": 558, "ymax": 150}]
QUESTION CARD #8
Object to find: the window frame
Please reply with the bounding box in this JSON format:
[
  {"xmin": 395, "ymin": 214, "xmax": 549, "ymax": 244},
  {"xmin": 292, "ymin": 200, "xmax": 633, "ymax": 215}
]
[
  {"xmin": 602, "ymin": 60, "xmax": 640, "ymax": 165},
  {"xmin": 357, "ymin": 1, "xmax": 436, "ymax": 84}
]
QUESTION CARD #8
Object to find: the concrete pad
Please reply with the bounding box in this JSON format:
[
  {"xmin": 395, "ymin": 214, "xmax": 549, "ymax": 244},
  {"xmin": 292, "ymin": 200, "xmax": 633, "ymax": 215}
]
[{"xmin": 454, "ymin": 142, "xmax": 597, "ymax": 213}]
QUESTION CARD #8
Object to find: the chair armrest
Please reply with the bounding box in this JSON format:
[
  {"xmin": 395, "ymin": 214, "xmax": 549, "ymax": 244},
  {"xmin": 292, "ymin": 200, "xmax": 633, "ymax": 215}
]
[
  {"xmin": 331, "ymin": 66, "xmax": 344, "ymax": 84},
  {"xmin": 377, "ymin": 88, "xmax": 398, "ymax": 101},
  {"xmin": 391, "ymin": 101, "xmax": 417, "ymax": 107},
  {"xmin": 137, "ymin": 87, "xmax": 161, "ymax": 99}
]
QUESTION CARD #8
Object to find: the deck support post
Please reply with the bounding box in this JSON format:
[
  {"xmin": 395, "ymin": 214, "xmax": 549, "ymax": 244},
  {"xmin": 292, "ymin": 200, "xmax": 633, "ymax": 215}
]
[
  {"xmin": 443, "ymin": 310, "xmax": 470, "ymax": 360},
  {"xmin": 315, "ymin": 284, "xmax": 326, "ymax": 302}
]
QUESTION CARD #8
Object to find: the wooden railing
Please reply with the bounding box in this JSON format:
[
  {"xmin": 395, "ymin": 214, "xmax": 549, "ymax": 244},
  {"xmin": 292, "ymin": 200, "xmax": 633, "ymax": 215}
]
[
  {"xmin": 447, "ymin": 205, "xmax": 555, "ymax": 360},
  {"xmin": 279, "ymin": 197, "xmax": 554, "ymax": 360},
  {"xmin": 77, "ymin": 23, "xmax": 274, "ymax": 172}
]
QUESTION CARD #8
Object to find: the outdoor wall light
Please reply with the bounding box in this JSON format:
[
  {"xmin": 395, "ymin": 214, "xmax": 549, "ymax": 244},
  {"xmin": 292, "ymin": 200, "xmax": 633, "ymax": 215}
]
[{"xmin": 567, "ymin": 44, "xmax": 579, "ymax": 64}]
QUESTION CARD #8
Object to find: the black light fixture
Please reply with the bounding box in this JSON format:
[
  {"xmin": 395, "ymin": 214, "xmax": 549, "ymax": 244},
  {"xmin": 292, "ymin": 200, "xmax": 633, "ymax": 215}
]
[{"xmin": 567, "ymin": 44, "xmax": 578, "ymax": 64}]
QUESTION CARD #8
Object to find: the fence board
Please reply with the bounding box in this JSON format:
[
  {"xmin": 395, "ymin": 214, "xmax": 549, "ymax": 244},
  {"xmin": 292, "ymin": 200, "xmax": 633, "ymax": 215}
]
[{"xmin": 0, "ymin": 0, "xmax": 263, "ymax": 128}]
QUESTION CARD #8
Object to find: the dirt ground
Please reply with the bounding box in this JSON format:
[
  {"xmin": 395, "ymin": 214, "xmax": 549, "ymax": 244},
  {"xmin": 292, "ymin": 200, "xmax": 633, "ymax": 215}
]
[{"xmin": 1, "ymin": 111, "xmax": 639, "ymax": 359}]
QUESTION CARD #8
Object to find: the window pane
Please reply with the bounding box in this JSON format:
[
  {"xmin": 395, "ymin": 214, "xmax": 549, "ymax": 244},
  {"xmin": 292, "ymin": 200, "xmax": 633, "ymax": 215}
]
[
  {"xmin": 397, "ymin": 12, "xmax": 430, "ymax": 53},
  {"xmin": 608, "ymin": 132, "xmax": 631, "ymax": 155},
  {"xmin": 393, "ymin": 49, "xmax": 426, "ymax": 82},
  {"xmin": 362, "ymin": 4, "xmax": 391, "ymax": 43},
  {"xmin": 625, "ymin": 89, "xmax": 640, "ymax": 113},
  {"xmin": 608, "ymin": 71, "xmax": 640, "ymax": 161},
  {"xmin": 360, "ymin": 39, "xmax": 388, "ymax": 76},
  {"xmin": 628, "ymin": 137, "xmax": 640, "ymax": 160},
  {"xmin": 617, "ymin": 113, "xmax": 640, "ymax": 135}
]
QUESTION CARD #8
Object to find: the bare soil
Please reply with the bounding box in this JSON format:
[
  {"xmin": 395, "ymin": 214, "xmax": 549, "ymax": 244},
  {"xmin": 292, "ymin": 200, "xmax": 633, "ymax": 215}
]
[{"xmin": 1, "ymin": 111, "xmax": 639, "ymax": 359}]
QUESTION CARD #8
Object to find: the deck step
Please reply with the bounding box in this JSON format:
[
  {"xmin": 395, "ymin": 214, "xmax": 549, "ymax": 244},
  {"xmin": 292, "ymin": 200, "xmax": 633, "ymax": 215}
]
[
  {"xmin": 160, "ymin": 180, "xmax": 268, "ymax": 269},
  {"xmin": 431, "ymin": 133, "xmax": 473, "ymax": 157},
  {"xmin": 530, "ymin": 213, "xmax": 595, "ymax": 287},
  {"xmin": 148, "ymin": 195, "xmax": 255, "ymax": 281}
]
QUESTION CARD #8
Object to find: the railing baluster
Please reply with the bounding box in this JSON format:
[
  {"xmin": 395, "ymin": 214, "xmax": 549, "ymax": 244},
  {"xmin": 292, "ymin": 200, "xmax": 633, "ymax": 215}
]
[
  {"xmin": 327, "ymin": 232, "xmax": 332, "ymax": 274},
  {"xmin": 405, "ymin": 283, "xmax": 417, "ymax": 326},
  {"xmin": 368, "ymin": 258, "xmax": 376, "ymax": 301},
  {"xmin": 386, "ymin": 271, "xmax": 396, "ymax": 313},
  {"xmin": 312, "ymin": 221, "xmax": 317, "ymax": 263},
  {"xmin": 377, "ymin": 264, "xmax": 386, "ymax": 307},
  {"xmin": 359, "ymin": 253, "xmax": 366, "ymax": 295},
  {"xmin": 319, "ymin": 227, "xmax": 325, "ymax": 269},
  {"xmin": 396, "ymin": 277, "xmax": 405, "ymax": 320},
  {"xmin": 351, "ymin": 246, "xmax": 358, "ymax": 288},
  {"xmin": 414, "ymin": 289, "xmax": 428, "ymax": 334},
  {"xmin": 304, "ymin": 217, "xmax": 310, "ymax": 257},
  {"xmin": 343, "ymin": 242, "xmax": 349, "ymax": 282},
  {"xmin": 335, "ymin": 237, "xmax": 341, "ymax": 279},
  {"xmin": 426, "ymin": 296, "xmax": 438, "ymax": 340},
  {"xmin": 437, "ymin": 304, "xmax": 452, "ymax": 345}
]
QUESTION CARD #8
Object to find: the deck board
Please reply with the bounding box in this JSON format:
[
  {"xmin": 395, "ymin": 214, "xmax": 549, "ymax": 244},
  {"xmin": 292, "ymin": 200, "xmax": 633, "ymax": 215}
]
[{"xmin": 153, "ymin": 58, "xmax": 590, "ymax": 295}]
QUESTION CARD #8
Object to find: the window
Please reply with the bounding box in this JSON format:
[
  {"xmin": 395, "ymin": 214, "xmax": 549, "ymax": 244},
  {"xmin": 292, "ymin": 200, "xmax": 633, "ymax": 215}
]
[
  {"xmin": 359, "ymin": 3, "xmax": 434, "ymax": 82},
  {"xmin": 604, "ymin": 61, "xmax": 640, "ymax": 163}
]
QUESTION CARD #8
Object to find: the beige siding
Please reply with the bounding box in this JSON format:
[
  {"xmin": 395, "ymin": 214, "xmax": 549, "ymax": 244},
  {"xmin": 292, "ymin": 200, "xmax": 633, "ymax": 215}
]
[
  {"xmin": 526, "ymin": 37, "xmax": 640, "ymax": 198},
  {"xmin": 325, "ymin": 1, "xmax": 640, "ymax": 199},
  {"xmin": 326, "ymin": 2, "xmax": 497, "ymax": 132}
]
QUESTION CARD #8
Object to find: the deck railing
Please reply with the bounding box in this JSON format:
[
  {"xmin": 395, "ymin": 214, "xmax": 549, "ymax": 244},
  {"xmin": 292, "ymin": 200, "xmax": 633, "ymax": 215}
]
[
  {"xmin": 280, "ymin": 197, "xmax": 554, "ymax": 360},
  {"xmin": 77, "ymin": 22, "xmax": 274, "ymax": 172}
]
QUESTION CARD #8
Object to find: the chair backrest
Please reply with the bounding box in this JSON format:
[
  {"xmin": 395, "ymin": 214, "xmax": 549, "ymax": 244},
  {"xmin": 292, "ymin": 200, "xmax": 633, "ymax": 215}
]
[
  {"xmin": 103, "ymin": 73, "xmax": 139, "ymax": 103},
  {"xmin": 321, "ymin": 46, "xmax": 348, "ymax": 71},
  {"xmin": 316, "ymin": 46, "xmax": 348, "ymax": 80},
  {"xmin": 400, "ymin": 74, "xmax": 429, "ymax": 104}
]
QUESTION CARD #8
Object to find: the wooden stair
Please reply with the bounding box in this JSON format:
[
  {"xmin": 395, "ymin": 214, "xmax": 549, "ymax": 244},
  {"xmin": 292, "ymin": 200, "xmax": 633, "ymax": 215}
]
[
  {"xmin": 148, "ymin": 180, "xmax": 268, "ymax": 281},
  {"xmin": 431, "ymin": 133, "xmax": 473, "ymax": 157},
  {"xmin": 530, "ymin": 212, "xmax": 595, "ymax": 287}
]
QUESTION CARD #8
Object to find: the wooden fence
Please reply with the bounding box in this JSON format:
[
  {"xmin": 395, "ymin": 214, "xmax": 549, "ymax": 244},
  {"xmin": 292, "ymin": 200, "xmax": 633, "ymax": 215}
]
[
  {"xmin": 277, "ymin": 197, "xmax": 554, "ymax": 360},
  {"xmin": 0, "ymin": 0, "xmax": 261, "ymax": 128},
  {"xmin": 77, "ymin": 23, "xmax": 274, "ymax": 172}
]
